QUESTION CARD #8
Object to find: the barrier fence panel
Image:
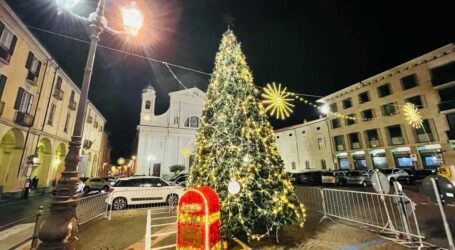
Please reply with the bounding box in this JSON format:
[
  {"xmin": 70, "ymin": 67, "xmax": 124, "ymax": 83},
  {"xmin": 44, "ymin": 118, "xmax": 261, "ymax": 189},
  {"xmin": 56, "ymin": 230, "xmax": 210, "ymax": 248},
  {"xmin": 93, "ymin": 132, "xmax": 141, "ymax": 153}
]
[
  {"xmin": 76, "ymin": 192, "xmax": 110, "ymax": 225},
  {"xmin": 107, "ymin": 187, "xmax": 181, "ymax": 219},
  {"xmin": 321, "ymin": 188, "xmax": 424, "ymax": 247},
  {"xmin": 145, "ymin": 208, "xmax": 178, "ymax": 250},
  {"xmin": 295, "ymin": 187, "xmax": 324, "ymax": 213}
]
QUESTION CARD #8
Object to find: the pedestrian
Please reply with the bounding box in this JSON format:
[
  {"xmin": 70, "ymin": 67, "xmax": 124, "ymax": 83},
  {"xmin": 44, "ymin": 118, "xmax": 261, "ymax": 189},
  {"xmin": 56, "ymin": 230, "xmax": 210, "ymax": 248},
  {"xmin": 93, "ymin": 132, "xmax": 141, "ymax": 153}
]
[
  {"xmin": 32, "ymin": 176, "xmax": 39, "ymax": 190},
  {"xmin": 23, "ymin": 178, "xmax": 31, "ymax": 198}
]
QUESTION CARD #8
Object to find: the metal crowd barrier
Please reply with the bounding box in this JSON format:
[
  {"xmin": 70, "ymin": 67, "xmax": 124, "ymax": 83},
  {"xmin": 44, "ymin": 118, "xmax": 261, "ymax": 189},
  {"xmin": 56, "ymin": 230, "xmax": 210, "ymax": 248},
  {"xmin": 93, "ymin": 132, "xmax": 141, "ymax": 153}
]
[
  {"xmin": 75, "ymin": 192, "xmax": 110, "ymax": 225},
  {"xmin": 144, "ymin": 208, "xmax": 177, "ymax": 250},
  {"xmin": 297, "ymin": 187, "xmax": 428, "ymax": 248}
]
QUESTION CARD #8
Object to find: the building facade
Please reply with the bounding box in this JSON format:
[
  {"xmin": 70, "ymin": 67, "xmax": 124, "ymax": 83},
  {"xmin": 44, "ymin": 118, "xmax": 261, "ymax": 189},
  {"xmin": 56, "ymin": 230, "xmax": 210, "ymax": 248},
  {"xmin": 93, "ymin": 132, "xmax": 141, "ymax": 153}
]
[
  {"xmin": 275, "ymin": 118, "xmax": 335, "ymax": 173},
  {"xmin": 0, "ymin": 1, "xmax": 107, "ymax": 197},
  {"xmin": 136, "ymin": 86, "xmax": 205, "ymax": 178},
  {"xmin": 318, "ymin": 44, "xmax": 455, "ymax": 170}
]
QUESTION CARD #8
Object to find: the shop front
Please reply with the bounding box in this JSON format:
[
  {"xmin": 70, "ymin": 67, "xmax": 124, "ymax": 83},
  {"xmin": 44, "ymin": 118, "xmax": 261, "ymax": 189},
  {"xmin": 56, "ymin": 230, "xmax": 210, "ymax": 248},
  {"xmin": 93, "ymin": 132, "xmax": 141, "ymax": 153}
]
[
  {"xmin": 369, "ymin": 149, "xmax": 388, "ymax": 169},
  {"xmin": 391, "ymin": 147, "xmax": 413, "ymax": 169},
  {"xmin": 336, "ymin": 152, "xmax": 350, "ymax": 170},
  {"xmin": 417, "ymin": 144, "xmax": 443, "ymax": 169},
  {"xmin": 351, "ymin": 151, "xmax": 367, "ymax": 169}
]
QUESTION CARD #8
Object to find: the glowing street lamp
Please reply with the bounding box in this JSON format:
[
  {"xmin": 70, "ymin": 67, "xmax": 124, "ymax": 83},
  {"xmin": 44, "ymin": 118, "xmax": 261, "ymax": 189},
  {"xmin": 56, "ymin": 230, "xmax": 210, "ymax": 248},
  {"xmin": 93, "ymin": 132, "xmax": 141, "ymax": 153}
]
[
  {"xmin": 39, "ymin": 1, "xmax": 144, "ymax": 248},
  {"xmin": 121, "ymin": 1, "xmax": 143, "ymax": 36},
  {"xmin": 319, "ymin": 104, "xmax": 330, "ymax": 115}
]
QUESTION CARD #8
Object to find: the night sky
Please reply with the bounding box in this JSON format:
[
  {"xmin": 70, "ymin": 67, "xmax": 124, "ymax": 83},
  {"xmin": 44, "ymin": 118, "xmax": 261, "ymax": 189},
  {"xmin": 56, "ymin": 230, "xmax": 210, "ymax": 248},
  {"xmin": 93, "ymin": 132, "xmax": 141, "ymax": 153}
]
[{"xmin": 7, "ymin": 0, "xmax": 455, "ymax": 162}]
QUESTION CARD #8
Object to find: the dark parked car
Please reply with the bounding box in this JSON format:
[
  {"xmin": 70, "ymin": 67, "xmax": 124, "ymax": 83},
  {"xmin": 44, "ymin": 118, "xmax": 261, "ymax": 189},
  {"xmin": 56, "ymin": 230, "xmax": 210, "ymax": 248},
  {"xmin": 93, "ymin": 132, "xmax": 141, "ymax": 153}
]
[
  {"xmin": 297, "ymin": 171, "xmax": 323, "ymax": 185},
  {"xmin": 345, "ymin": 170, "xmax": 372, "ymax": 187},
  {"xmin": 397, "ymin": 169, "xmax": 436, "ymax": 184}
]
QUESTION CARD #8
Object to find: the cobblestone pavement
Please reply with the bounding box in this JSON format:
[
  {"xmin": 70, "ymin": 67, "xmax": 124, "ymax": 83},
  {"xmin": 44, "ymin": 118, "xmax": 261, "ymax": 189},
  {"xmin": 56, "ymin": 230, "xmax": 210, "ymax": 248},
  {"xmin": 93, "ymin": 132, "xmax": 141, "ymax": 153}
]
[{"xmin": 75, "ymin": 210, "xmax": 408, "ymax": 250}]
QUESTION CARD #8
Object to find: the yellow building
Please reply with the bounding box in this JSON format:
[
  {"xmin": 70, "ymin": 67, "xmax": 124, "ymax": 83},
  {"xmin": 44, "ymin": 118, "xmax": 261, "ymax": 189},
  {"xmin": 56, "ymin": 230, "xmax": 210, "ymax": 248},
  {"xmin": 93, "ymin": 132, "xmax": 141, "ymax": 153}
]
[
  {"xmin": 318, "ymin": 44, "xmax": 455, "ymax": 170},
  {"xmin": 0, "ymin": 1, "xmax": 107, "ymax": 198}
]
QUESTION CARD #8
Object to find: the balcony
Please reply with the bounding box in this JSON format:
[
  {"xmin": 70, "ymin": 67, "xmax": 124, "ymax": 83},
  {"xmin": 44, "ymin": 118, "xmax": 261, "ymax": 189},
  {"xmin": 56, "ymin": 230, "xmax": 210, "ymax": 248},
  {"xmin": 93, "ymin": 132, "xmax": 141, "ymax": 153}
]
[
  {"xmin": 0, "ymin": 46, "xmax": 11, "ymax": 65},
  {"xmin": 369, "ymin": 140, "xmax": 380, "ymax": 148},
  {"xmin": 351, "ymin": 142, "xmax": 361, "ymax": 149},
  {"xmin": 0, "ymin": 101, "xmax": 4, "ymax": 116},
  {"xmin": 14, "ymin": 111, "xmax": 34, "ymax": 127},
  {"xmin": 336, "ymin": 145, "xmax": 344, "ymax": 151},
  {"xmin": 391, "ymin": 137, "xmax": 405, "ymax": 145},
  {"xmin": 86, "ymin": 116, "xmax": 93, "ymax": 124},
  {"xmin": 53, "ymin": 88, "xmax": 64, "ymax": 100},
  {"xmin": 83, "ymin": 140, "xmax": 93, "ymax": 149},
  {"xmin": 25, "ymin": 71, "xmax": 38, "ymax": 85},
  {"xmin": 68, "ymin": 100, "xmax": 77, "ymax": 111}
]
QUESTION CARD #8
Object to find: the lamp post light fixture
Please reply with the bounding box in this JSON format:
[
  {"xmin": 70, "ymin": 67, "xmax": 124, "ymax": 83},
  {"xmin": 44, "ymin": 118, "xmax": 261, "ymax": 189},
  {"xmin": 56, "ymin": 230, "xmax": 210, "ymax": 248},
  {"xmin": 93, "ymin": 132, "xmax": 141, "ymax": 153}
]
[{"xmin": 38, "ymin": 1, "xmax": 143, "ymax": 249}]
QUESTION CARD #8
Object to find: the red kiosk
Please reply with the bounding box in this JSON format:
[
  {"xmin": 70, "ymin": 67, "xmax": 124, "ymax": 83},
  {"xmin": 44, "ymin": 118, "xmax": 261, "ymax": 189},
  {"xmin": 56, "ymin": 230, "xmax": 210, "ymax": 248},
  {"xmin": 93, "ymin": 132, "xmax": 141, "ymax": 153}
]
[{"xmin": 177, "ymin": 186, "xmax": 221, "ymax": 250}]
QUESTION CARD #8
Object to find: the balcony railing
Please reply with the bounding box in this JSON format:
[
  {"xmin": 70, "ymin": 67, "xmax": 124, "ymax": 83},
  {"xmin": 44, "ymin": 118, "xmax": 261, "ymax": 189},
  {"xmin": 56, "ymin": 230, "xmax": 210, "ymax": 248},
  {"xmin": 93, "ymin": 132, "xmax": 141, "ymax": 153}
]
[
  {"xmin": 15, "ymin": 111, "xmax": 34, "ymax": 127},
  {"xmin": 439, "ymin": 101, "xmax": 455, "ymax": 112},
  {"xmin": 368, "ymin": 140, "xmax": 380, "ymax": 148},
  {"xmin": 350, "ymin": 142, "xmax": 361, "ymax": 149},
  {"xmin": 68, "ymin": 100, "xmax": 77, "ymax": 111},
  {"xmin": 391, "ymin": 136, "xmax": 405, "ymax": 145},
  {"xmin": 53, "ymin": 88, "xmax": 64, "ymax": 100},
  {"xmin": 26, "ymin": 71, "xmax": 39, "ymax": 85},
  {"xmin": 336, "ymin": 145, "xmax": 344, "ymax": 151},
  {"xmin": 0, "ymin": 101, "xmax": 4, "ymax": 116}
]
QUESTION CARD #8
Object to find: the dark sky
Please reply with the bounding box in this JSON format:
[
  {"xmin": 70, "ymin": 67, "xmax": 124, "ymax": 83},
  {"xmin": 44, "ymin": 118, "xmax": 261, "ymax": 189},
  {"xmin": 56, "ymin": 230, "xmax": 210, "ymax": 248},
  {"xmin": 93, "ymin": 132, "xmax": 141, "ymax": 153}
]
[{"xmin": 7, "ymin": 0, "xmax": 455, "ymax": 162}]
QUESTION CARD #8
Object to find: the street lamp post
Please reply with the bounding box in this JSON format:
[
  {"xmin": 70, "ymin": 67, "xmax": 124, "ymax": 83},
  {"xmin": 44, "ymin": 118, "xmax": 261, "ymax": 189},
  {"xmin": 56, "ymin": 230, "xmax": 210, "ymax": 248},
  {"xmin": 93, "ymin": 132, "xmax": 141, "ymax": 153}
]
[{"xmin": 38, "ymin": 1, "xmax": 142, "ymax": 248}]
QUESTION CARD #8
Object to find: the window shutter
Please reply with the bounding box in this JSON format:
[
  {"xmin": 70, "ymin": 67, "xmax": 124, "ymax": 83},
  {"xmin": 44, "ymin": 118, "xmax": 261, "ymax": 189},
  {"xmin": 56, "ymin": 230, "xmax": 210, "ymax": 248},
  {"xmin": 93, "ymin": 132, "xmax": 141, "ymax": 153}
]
[
  {"xmin": 9, "ymin": 35, "xmax": 17, "ymax": 55},
  {"xmin": 25, "ymin": 52, "xmax": 33, "ymax": 69},
  {"xmin": 0, "ymin": 75, "xmax": 6, "ymax": 99},
  {"xmin": 35, "ymin": 61, "xmax": 42, "ymax": 77},
  {"xmin": 14, "ymin": 88, "xmax": 24, "ymax": 110},
  {"xmin": 27, "ymin": 94, "xmax": 34, "ymax": 114}
]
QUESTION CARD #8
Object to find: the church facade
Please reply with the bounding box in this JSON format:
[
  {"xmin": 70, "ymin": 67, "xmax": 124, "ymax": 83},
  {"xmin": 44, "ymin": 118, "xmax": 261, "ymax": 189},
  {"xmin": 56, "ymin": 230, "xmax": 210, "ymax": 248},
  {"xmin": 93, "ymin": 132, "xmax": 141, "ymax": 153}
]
[{"xmin": 136, "ymin": 86, "xmax": 205, "ymax": 178}]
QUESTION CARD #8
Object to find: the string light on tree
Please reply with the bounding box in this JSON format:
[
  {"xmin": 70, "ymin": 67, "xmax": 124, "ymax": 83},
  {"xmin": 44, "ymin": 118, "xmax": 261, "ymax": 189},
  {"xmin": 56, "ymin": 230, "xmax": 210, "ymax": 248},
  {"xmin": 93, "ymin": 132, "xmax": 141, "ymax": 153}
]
[
  {"xmin": 261, "ymin": 82, "xmax": 295, "ymax": 120},
  {"xmin": 402, "ymin": 102, "xmax": 423, "ymax": 128}
]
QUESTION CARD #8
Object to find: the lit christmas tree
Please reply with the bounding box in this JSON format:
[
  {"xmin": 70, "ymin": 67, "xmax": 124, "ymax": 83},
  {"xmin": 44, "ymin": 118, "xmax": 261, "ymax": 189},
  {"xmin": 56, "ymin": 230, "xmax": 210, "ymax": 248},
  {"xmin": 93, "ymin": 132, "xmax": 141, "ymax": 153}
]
[{"xmin": 189, "ymin": 29, "xmax": 305, "ymax": 240}]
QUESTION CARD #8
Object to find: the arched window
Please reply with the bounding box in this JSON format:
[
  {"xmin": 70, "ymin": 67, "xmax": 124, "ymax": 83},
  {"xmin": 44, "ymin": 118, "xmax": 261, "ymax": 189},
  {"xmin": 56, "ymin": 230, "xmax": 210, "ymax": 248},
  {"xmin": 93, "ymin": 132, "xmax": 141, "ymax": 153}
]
[
  {"xmin": 145, "ymin": 101, "xmax": 151, "ymax": 110},
  {"xmin": 184, "ymin": 116, "xmax": 200, "ymax": 128}
]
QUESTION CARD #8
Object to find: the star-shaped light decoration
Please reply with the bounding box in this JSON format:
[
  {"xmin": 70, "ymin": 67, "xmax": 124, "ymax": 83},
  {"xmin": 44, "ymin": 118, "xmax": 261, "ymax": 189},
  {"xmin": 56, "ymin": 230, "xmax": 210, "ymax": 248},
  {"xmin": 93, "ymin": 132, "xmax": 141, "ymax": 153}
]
[
  {"xmin": 261, "ymin": 82, "xmax": 295, "ymax": 120},
  {"xmin": 181, "ymin": 147, "xmax": 191, "ymax": 158},
  {"xmin": 402, "ymin": 102, "xmax": 423, "ymax": 128}
]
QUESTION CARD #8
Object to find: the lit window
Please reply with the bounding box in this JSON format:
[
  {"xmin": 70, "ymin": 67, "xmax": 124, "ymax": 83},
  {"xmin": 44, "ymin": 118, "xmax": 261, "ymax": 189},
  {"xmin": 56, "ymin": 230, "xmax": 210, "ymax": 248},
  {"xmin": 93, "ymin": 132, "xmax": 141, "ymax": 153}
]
[{"xmin": 184, "ymin": 116, "xmax": 199, "ymax": 128}]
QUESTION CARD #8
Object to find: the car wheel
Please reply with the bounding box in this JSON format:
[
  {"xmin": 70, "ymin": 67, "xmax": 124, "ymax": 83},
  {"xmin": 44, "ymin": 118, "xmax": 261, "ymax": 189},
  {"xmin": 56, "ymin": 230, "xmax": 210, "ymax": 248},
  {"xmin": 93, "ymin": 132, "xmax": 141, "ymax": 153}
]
[
  {"xmin": 83, "ymin": 186, "xmax": 90, "ymax": 194},
  {"xmin": 113, "ymin": 197, "xmax": 127, "ymax": 210},
  {"xmin": 102, "ymin": 186, "xmax": 109, "ymax": 192},
  {"xmin": 166, "ymin": 194, "xmax": 178, "ymax": 206},
  {"xmin": 362, "ymin": 181, "xmax": 367, "ymax": 187},
  {"xmin": 389, "ymin": 177, "xmax": 395, "ymax": 184},
  {"xmin": 337, "ymin": 180, "xmax": 344, "ymax": 186}
]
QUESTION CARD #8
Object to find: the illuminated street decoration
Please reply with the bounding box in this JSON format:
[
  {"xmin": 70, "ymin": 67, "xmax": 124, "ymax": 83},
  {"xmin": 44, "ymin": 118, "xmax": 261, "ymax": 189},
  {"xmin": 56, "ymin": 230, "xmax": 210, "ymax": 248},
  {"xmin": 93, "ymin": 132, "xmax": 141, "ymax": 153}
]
[
  {"xmin": 177, "ymin": 186, "xmax": 221, "ymax": 250},
  {"xmin": 402, "ymin": 102, "xmax": 423, "ymax": 128},
  {"xmin": 261, "ymin": 82, "xmax": 295, "ymax": 120}
]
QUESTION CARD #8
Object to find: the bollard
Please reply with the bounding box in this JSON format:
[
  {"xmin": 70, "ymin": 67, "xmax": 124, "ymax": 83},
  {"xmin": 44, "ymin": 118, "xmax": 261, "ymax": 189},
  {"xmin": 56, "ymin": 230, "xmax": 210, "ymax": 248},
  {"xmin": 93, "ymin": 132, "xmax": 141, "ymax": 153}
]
[{"xmin": 30, "ymin": 205, "xmax": 44, "ymax": 250}]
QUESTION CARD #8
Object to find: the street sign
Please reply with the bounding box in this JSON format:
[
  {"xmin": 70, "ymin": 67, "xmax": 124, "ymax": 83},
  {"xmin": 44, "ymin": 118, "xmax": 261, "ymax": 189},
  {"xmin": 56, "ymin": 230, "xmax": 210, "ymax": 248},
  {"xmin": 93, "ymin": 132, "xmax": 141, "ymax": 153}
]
[
  {"xmin": 410, "ymin": 154, "xmax": 417, "ymax": 162},
  {"xmin": 371, "ymin": 171, "xmax": 390, "ymax": 194}
]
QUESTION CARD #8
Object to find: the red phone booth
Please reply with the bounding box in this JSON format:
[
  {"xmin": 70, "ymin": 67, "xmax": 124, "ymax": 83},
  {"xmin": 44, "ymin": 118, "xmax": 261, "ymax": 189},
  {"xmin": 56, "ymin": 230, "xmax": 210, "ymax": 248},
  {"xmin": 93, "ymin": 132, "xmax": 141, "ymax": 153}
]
[{"xmin": 177, "ymin": 186, "xmax": 221, "ymax": 250}]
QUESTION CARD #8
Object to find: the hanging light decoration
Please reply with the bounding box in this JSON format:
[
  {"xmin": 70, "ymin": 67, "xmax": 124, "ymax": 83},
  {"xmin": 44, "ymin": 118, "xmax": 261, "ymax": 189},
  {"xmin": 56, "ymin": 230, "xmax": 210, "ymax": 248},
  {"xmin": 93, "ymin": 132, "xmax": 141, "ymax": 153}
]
[
  {"xmin": 402, "ymin": 102, "xmax": 423, "ymax": 128},
  {"xmin": 261, "ymin": 82, "xmax": 295, "ymax": 120}
]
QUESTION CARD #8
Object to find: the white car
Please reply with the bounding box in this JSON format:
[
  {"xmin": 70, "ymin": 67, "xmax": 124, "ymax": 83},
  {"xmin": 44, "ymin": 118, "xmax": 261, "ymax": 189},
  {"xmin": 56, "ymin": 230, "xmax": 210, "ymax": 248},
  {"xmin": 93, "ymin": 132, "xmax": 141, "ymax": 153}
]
[
  {"xmin": 381, "ymin": 169, "xmax": 409, "ymax": 183},
  {"xmin": 107, "ymin": 176, "xmax": 184, "ymax": 210}
]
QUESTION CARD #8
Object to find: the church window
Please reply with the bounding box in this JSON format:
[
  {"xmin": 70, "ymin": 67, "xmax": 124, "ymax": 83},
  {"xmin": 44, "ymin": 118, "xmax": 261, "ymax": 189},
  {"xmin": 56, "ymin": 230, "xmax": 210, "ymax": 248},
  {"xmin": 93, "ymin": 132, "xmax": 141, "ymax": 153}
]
[
  {"xmin": 184, "ymin": 116, "xmax": 199, "ymax": 128},
  {"xmin": 145, "ymin": 101, "xmax": 151, "ymax": 110}
]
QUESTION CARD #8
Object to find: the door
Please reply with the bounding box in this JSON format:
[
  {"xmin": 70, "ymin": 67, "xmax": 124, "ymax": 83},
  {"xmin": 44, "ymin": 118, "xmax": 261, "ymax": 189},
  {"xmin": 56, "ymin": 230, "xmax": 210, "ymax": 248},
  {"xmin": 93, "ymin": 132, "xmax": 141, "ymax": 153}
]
[{"xmin": 152, "ymin": 163, "xmax": 161, "ymax": 177}]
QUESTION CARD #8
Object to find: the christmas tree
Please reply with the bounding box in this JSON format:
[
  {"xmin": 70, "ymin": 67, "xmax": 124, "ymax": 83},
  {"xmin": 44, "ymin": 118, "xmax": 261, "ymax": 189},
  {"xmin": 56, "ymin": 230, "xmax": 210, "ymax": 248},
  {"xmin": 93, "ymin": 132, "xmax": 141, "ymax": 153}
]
[{"xmin": 189, "ymin": 29, "xmax": 305, "ymax": 240}]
